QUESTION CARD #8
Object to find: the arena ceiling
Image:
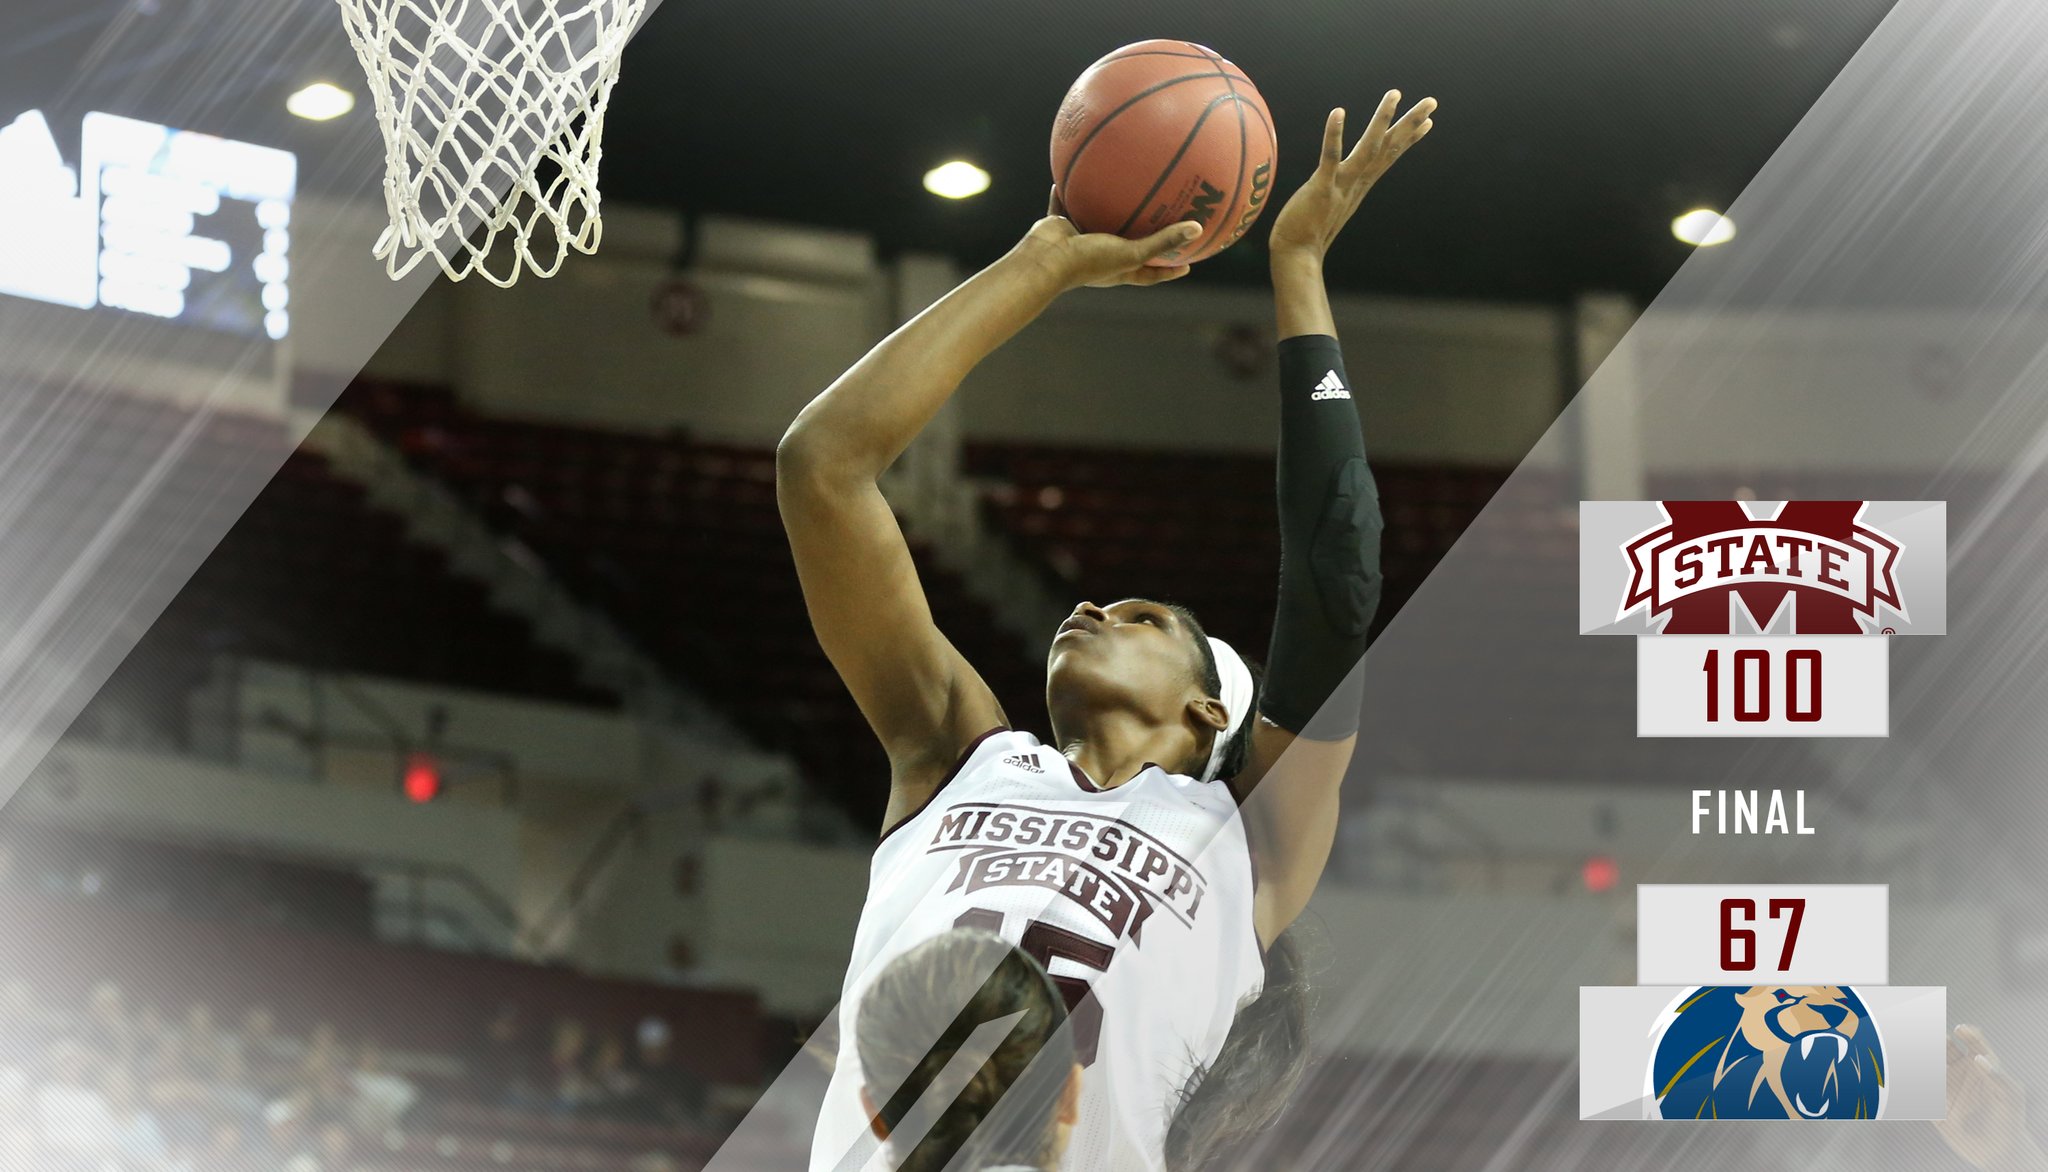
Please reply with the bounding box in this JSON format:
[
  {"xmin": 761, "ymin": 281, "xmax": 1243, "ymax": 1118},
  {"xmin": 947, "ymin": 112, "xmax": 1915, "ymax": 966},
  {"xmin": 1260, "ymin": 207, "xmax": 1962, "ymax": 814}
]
[
  {"xmin": 603, "ymin": 0, "xmax": 1899, "ymax": 302},
  {"xmin": 3, "ymin": 0, "xmax": 1898, "ymax": 303}
]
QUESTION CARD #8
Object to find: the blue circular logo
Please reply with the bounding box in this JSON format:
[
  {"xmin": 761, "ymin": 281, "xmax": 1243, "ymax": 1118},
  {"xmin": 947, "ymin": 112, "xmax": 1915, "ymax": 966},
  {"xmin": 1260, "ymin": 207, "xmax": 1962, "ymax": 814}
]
[{"xmin": 1649, "ymin": 986, "xmax": 1886, "ymax": 1119}]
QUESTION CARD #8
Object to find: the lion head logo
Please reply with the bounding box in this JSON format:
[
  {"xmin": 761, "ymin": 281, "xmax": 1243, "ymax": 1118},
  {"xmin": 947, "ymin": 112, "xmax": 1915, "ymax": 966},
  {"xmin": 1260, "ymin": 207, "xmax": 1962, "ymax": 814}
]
[{"xmin": 1649, "ymin": 986, "xmax": 1886, "ymax": 1119}]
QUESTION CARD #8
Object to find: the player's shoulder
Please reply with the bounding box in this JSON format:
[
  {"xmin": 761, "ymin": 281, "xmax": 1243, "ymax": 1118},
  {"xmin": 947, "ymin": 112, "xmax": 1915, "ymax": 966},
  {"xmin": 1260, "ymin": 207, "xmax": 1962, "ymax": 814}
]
[
  {"xmin": 1121, "ymin": 758, "xmax": 1244, "ymax": 814},
  {"xmin": 923, "ymin": 729, "xmax": 1245, "ymax": 815},
  {"xmin": 908, "ymin": 726, "xmax": 1059, "ymax": 803},
  {"xmin": 939, "ymin": 726, "xmax": 1063, "ymax": 786}
]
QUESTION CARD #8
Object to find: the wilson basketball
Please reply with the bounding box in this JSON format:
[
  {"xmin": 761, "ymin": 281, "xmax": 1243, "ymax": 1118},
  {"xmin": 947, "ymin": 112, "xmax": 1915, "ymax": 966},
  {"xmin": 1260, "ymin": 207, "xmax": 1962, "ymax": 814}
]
[{"xmin": 1050, "ymin": 40, "xmax": 1277, "ymax": 266}]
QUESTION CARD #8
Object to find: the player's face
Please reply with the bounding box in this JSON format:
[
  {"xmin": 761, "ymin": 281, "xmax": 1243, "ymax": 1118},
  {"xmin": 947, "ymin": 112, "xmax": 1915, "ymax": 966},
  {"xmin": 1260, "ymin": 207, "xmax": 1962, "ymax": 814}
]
[{"xmin": 1046, "ymin": 598, "xmax": 1206, "ymax": 723}]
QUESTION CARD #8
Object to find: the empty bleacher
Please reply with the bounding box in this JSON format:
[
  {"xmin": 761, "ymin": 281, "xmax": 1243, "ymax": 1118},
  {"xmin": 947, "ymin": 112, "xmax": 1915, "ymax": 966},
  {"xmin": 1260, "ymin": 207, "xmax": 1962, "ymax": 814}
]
[
  {"xmin": 49, "ymin": 387, "xmax": 614, "ymax": 756},
  {"xmin": 328, "ymin": 382, "xmax": 1656, "ymax": 792},
  {"xmin": 164, "ymin": 448, "xmax": 610, "ymax": 707},
  {"xmin": 313, "ymin": 378, "xmax": 1981, "ymax": 794},
  {"xmin": 966, "ymin": 439, "xmax": 1514, "ymax": 652},
  {"xmin": 336, "ymin": 379, "xmax": 1047, "ymax": 828}
]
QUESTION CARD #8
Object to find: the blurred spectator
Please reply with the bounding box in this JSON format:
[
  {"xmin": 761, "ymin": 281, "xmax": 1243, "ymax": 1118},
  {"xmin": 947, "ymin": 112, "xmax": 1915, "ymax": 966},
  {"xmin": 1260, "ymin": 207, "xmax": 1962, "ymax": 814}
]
[
  {"xmin": 589, "ymin": 1032, "xmax": 634, "ymax": 1102},
  {"xmin": 629, "ymin": 1017, "xmax": 709, "ymax": 1126},
  {"xmin": 307, "ymin": 1120, "xmax": 367, "ymax": 1172},
  {"xmin": 209, "ymin": 1043, "xmax": 266, "ymax": 1125},
  {"xmin": 0, "ymin": 979, "xmax": 50, "ymax": 1067},
  {"xmin": 549, "ymin": 1017, "xmax": 602, "ymax": 1111},
  {"xmin": 190, "ymin": 1118, "xmax": 254, "ymax": 1172},
  {"xmin": 348, "ymin": 1041, "xmax": 417, "ymax": 1132},
  {"xmin": 181, "ymin": 1002, "xmax": 240, "ymax": 1082},
  {"xmin": 145, "ymin": 1031, "xmax": 227, "ymax": 1149},
  {"xmin": 482, "ymin": 1000, "xmax": 547, "ymax": 1107},
  {"xmin": 255, "ymin": 1095, "xmax": 315, "ymax": 1169},
  {"xmin": 104, "ymin": 1063, "xmax": 174, "ymax": 1171},
  {"xmin": 236, "ymin": 1005, "xmax": 301, "ymax": 1096},
  {"xmin": 295, "ymin": 1023, "xmax": 359, "ymax": 1124},
  {"xmin": 0, "ymin": 1066, "xmax": 43, "ymax": 1166},
  {"xmin": 0, "ymin": 948, "xmax": 733, "ymax": 1171},
  {"xmin": 81, "ymin": 981, "xmax": 139, "ymax": 1068},
  {"xmin": 135, "ymin": 1002, "xmax": 171, "ymax": 1058},
  {"xmin": 34, "ymin": 1039, "xmax": 119, "ymax": 1170}
]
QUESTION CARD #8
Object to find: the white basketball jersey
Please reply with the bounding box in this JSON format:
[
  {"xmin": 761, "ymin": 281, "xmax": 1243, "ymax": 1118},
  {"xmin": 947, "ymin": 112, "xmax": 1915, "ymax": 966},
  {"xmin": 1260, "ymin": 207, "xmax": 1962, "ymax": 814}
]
[{"xmin": 810, "ymin": 728, "xmax": 1264, "ymax": 1172}]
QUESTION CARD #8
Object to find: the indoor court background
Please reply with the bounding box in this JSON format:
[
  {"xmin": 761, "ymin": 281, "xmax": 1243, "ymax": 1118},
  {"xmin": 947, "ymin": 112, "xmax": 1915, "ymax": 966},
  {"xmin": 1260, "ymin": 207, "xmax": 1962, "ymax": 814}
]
[{"xmin": 4, "ymin": 0, "xmax": 2043, "ymax": 1169}]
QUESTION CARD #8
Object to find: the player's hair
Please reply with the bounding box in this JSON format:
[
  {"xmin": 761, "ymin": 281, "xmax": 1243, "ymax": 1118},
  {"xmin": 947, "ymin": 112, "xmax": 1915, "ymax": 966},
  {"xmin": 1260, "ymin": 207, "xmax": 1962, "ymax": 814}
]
[
  {"xmin": 1156, "ymin": 602, "xmax": 1313, "ymax": 1169},
  {"xmin": 858, "ymin": 928, "xmax": 1076, "ymax": 1172},
  {"xmin": 1165, "ymin": 929, "xmax": 1313, "ymax": 1170},
  {"xmin": 1162, "ymin": 602, "xmax": 1262, "ymax": 782}
]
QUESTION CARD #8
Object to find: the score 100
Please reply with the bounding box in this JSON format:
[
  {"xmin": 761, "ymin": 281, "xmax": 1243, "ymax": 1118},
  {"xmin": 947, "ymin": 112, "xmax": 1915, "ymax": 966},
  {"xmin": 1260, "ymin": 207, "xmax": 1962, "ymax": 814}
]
[{"xmin": 1701, "ymin": 647, "xmax": 1822, "ymax": 723}]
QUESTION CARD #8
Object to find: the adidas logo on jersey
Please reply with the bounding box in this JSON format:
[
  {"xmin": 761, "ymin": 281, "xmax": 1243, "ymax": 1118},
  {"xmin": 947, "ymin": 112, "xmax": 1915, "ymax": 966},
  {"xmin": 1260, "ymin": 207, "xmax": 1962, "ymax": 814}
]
[
  {"xmin": 1310, "ymin": 370, "xmax": 1351, "ymax": 400},
  {"xmin": 1001, "ymin": 752, "xmax": 1045, "ymax": 774}
]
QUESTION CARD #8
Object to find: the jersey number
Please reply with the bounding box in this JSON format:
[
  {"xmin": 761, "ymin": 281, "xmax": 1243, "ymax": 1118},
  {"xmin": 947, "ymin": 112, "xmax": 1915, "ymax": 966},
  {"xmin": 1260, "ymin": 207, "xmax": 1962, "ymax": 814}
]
[{"xmin": 955, "ymin": 908, "xmax": 1114, "ymax": 1067}]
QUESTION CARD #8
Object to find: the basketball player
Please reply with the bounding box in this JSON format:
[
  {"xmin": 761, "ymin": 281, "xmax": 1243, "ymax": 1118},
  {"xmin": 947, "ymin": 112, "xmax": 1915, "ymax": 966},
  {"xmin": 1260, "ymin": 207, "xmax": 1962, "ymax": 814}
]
[
  {"xmin": 785, "ymin": 92, "xmax": 1436, "ymax": 1171},
  {"xmin": 858, "ymin": 929, "xmax": 1082, "ymax": 1172}
]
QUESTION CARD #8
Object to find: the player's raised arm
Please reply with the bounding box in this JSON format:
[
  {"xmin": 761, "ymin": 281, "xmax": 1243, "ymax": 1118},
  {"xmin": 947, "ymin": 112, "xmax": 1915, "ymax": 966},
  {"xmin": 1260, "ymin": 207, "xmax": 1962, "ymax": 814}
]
[
  {"xmin": 1237, "ymin": 94, "xmax": 1436, "ymax": 944},
  {"xmin": 776, "ymin": 201, "xmax": 1202, "ymax": 829}
]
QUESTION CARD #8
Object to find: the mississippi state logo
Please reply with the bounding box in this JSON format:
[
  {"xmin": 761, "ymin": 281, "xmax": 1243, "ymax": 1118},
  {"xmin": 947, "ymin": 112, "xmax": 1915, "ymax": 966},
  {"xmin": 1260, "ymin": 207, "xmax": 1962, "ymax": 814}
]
[
  {"xmin": 1620, "ymin": 501, "xmax": 1905, "ymax": 634},
  {"xmin": 1649, "ymin": 986, "xmax": 1887, "ymax": 1119},
  {"xmin": 926, "ymin": 802, "xmax": 1208, "ymax": 947},
  {"xmin": 1580, "ymin": 501, "xmax": 1944, "ymax": 737}
]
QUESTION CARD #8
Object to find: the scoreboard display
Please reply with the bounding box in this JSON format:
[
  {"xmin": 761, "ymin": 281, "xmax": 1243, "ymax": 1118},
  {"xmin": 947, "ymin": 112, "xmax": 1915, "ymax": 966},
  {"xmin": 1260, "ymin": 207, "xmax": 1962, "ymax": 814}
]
[
  {"xmin": 1577, "ymin": 501, "xmax": 1951, "ymax": 1121},
  {"xmin": 0, "ymin": 108, "xmax": 296, "ymax": 341}
]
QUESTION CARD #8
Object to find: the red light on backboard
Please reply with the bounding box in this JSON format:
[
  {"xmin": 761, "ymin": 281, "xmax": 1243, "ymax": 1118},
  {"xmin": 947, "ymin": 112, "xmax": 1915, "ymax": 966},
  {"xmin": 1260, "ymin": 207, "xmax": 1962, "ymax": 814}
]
[
  {"xmin": 402, "ymin": 755, "xmax": 442, "ymax": 803},
  {"xmin": 1582, "ymin": 855, "xmax": 1619, "ymax": 893}
]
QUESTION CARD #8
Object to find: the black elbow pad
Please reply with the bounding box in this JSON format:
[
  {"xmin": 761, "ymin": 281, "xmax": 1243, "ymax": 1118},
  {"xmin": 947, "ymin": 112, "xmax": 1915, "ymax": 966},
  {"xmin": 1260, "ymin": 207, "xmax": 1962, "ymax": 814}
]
[
  {"xmin": 1265, "ymin": 334, "xmax": 1381, "ymax": 739},
  {"xmin": 1307, "ymin": 458, "xmax": 1385, "ymax": 638}
]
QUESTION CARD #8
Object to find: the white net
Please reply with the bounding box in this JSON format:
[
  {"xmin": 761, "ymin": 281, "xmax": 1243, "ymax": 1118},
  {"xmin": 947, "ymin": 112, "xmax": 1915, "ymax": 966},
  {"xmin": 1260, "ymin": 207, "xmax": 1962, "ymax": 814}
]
[{"xmin": 336, "ymin": 0, "xmax": 650, "ymax": 286}]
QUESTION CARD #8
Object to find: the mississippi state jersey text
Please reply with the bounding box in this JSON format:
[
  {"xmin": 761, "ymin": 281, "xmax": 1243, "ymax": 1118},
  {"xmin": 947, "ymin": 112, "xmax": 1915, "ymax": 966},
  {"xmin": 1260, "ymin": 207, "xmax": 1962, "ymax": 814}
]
[{"xmin": 810, "ymin": 728, "xmax": 1263, "ymax": 1172}]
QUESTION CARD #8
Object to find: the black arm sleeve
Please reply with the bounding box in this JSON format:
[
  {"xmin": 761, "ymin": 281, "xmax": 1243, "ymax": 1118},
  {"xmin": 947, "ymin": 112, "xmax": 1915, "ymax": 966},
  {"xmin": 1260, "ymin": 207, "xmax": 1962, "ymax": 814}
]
[{"xmin": 1261, "ymin": 334, "xmax": 1382, "ymax": 739}]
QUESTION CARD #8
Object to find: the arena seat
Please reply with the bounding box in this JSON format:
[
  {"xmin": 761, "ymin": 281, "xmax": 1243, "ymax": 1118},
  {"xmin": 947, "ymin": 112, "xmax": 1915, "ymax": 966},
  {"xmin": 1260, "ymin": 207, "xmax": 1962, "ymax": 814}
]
[
  {"xmin": 326, "ymin": 382, "xmax": 1967, "ymax": 792},
  {"xmin": 967, "ymin": 443, "xmax": 1726, "ymax": 783},
  {"xmin": 336, "ymin": 379, "xmax": 1048, "ymax": 827},
  {"xmin": 165, "ymin": 445, "xmax": 614, "ymax": 707},
  {"xmin": 331, "ymin": 385, "xmax": 1658, "ymax": 789},
  {"xmin": 965, "ymin": 439, "xmax": 1518, "ymax": 653},
  {"xmin": 54, "ymin": 397, "xmax": 616, "ymax": 749}
]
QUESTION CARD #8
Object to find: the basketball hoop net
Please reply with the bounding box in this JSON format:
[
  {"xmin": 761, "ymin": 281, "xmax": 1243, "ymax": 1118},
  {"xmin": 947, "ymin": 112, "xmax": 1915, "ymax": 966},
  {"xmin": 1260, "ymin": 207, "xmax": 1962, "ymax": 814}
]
[{"xmin": 335, "ymin": 0, "xmax": 649, "ymax": 286}]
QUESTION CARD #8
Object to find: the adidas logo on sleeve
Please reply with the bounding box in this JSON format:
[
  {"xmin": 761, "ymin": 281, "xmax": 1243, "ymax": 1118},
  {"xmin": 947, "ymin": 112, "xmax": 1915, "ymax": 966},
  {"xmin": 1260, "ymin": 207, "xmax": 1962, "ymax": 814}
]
[{"xmin": 1310, "ymin": 370, "xmax": 1351, "ymax": 400}]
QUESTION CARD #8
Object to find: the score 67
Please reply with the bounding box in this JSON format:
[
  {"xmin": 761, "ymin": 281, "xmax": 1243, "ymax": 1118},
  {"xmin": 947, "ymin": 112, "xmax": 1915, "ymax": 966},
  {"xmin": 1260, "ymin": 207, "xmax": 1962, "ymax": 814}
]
[{"xmin": 1720, "ymin": 897, "xmax": 1805, "ymax": 971}]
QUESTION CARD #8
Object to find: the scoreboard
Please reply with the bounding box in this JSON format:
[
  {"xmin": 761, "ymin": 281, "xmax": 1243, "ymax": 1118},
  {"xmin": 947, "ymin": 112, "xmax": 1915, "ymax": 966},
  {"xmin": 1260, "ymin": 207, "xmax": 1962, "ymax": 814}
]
[
  {"xmin": 0, "ymin": 108, "xmax": 296, "ymax": 341},
  {"xmin": 1576, "ymin": 501, "xmax": 1951, "ymax": 1121}
]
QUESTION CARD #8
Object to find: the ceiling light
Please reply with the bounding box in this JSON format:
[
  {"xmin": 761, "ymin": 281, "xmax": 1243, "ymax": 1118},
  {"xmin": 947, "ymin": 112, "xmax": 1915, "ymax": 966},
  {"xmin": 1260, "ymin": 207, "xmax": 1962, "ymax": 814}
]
[
  {"xmin": 923, "ymin": 160, "xmax": 990, "ymax": 200},
  {"xmin": 287, "ymin": 82, "xmax": 355, "ymax": 122},
  {"xmin": 1672, "ymin": 208, "xmax": 1736, "ymax": 247}
]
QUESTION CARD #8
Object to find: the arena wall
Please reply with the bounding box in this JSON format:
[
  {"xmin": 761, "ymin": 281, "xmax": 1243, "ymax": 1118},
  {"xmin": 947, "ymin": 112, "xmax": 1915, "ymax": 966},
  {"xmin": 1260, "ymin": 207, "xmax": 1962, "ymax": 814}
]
[
  {"xmin": 296, "ymin": 199, "xmax": 1566, "ymax": 466},
  {"xmin": 286, "ymin": 197, "xmax": 2028, "ymax": 480}
]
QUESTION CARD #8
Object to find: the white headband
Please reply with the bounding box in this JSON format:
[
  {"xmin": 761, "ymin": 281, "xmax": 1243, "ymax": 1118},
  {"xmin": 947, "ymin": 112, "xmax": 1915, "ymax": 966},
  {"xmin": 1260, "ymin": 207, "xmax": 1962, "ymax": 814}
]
[{"xmin": 1201, "ymin": 636, "xmax": 1254, "ymax": 783}]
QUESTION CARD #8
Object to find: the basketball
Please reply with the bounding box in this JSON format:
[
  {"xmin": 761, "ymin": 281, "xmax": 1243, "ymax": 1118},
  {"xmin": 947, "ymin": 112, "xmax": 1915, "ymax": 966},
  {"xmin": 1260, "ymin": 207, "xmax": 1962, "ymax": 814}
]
[{"xmin": 1050, "ymin": 39, "xmax": 1277, "ymax": 266}]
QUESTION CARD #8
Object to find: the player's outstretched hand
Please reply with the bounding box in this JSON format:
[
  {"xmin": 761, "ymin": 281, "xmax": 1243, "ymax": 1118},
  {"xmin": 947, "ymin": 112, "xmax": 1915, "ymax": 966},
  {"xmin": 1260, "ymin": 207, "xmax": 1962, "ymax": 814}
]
[
  {"xmin": 1937, "ymin": 1025, "xmax": 2048, "ymax": 1171},
  {"xmin": 1018, "ymin": 187, "xmax": 1201, "ymax": 290},
  {"xmin": 1268, "ymin": 92, "xmax": 1436, "ymax": 263}
]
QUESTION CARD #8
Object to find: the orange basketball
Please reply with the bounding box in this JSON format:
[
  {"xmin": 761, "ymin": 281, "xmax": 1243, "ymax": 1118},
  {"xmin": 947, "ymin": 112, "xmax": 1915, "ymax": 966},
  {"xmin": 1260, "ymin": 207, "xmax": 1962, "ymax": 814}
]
[{"xmin": 1050, "ymin": 40, "xmax": 1277, "ymax": 266}]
